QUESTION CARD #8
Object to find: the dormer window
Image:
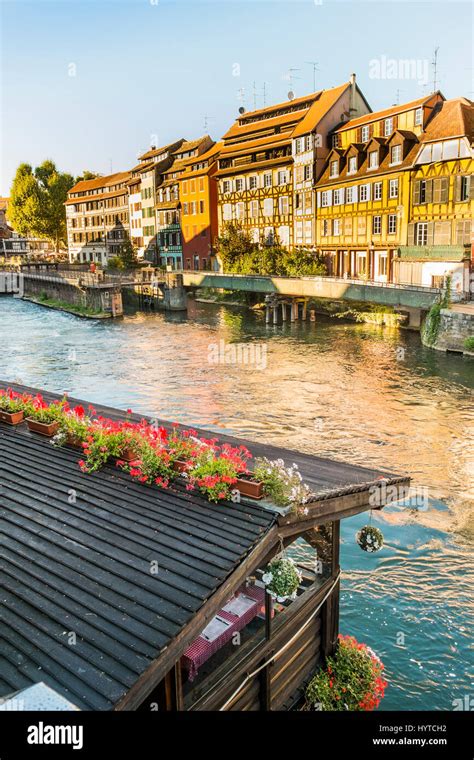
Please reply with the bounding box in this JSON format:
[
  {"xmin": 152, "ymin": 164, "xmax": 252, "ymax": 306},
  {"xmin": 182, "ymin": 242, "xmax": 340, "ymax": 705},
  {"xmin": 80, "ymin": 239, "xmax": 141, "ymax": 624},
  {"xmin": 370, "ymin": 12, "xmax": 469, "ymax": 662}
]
[
  {"xmin": 368, "ymin": 150, "xmax": 379, "ymax": 170},
  {"xmin": 384, "ymin": 118, "xmax": 393, "ymax": 136},
  {"xmin": 415, "ymin": 107, "xmax": 423, "ymax": 126},
  {"xmin": 361, "ymin": 125, "xmax": 370, "ymax": 142},
  {"xmin": 390, "ymin": 144, "xmax": 402, "ymax": 165},
  {"xmin": 330, "ymin": 160, "xmax": 339, "ymax": 178},
  {"xmin": 347, "ymin": 156, "xmax": 357, "ymax": 174}
]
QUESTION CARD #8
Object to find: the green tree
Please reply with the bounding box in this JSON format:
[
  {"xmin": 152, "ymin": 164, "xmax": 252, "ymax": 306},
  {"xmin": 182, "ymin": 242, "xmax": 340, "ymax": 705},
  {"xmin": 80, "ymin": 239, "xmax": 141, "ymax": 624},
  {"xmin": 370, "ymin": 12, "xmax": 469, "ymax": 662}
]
[
  {"xmin": 75, "ymin": 170, "xmax": 100, "ymax": 183},
  {"xmin": 115, "ymin": 231, "xmax": 138, "ymax": 270},
  {"xmin": 9, "ymin": 160, "xmax": 74, "ymax": 252}
]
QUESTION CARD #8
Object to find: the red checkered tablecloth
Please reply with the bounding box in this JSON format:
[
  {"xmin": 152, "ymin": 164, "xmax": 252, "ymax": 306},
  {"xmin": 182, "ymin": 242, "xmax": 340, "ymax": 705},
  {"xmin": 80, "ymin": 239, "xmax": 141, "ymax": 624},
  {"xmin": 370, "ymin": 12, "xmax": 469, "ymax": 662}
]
[{"xmin": 181, "ymin": 585, "xmax": 265, "ymax": 682}]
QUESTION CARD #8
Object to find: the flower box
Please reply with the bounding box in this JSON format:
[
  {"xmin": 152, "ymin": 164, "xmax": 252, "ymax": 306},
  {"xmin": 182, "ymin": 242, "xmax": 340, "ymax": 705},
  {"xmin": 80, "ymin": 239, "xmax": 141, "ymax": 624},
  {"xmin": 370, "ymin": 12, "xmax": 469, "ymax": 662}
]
[
  {"xmin": 66, "ymin": 433, "xmax": 83, "ymax": 450},
  {"xmin": 120, "ymin": 448, "xmax": 138, "ymax": 463},
  {"xmin": 0, "ymin": 410, "xmax": 24, "ymax": 426},
  {"xmin": 26, "ymin": 418, "xmax": 60, "ymax": 437},
  {"xmin": 236, "ymin": 475, "xmax": 264, "ymax": 500},
  {"xmin": 174, "ymin": 459, "xmax": 189, "ymax": 473}
]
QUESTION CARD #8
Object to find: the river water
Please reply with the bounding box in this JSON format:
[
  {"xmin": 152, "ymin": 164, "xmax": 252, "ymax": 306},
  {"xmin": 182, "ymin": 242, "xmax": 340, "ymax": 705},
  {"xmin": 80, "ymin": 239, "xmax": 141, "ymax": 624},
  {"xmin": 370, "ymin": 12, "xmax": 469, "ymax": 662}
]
[{"xmin": 1, "ymin": 295, "xmax": 473, "ymax": 711}]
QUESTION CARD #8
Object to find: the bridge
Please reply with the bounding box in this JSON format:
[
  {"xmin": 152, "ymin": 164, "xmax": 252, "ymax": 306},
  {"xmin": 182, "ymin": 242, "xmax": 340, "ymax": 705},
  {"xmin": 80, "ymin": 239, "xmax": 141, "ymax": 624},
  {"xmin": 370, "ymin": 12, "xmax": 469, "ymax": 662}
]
[{"xmin": 181, "ymin": 271, "xmax": 441, "ymax": 311}]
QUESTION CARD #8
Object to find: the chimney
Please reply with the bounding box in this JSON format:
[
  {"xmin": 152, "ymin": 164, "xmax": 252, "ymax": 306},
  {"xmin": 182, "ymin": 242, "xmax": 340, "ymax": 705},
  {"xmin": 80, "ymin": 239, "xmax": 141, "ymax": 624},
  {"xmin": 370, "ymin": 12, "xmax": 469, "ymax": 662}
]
[{"xmin": 349, "ymin": 72, "xmax": 357, "ymax": 113}]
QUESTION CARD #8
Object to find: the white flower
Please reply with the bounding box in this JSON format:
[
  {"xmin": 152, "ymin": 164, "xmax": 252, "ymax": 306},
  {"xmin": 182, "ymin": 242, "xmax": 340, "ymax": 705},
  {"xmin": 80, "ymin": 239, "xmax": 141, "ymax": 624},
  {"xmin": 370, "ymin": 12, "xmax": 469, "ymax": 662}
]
[{"xmin": 262, "ymin": 572, "xmax": 273, "ymax": 584}]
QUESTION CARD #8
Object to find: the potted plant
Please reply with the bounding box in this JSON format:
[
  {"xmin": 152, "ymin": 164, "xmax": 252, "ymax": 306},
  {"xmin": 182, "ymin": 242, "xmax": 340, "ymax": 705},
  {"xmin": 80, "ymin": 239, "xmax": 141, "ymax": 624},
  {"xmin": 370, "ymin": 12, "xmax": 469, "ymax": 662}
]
[
  {"xmin": 305, "ymin": 634, "xmax": 387, "ymax": 711},
  {"xmin": 0, "ymin": 388, "xmax": 29, "ymax": 426},
  {"xmin": 25, "ymin": 394, "xmax": 68, "ymax": 437},
  {"xmin": 52, "ymin": 405, "xmax": 92, "ymax": 449},
  {"xmin": 262, "ymin": 556, "xmax": 302, "ymax": 602},
  {"xmin": 116, "ymin": 439, "xmax": 174, "ymax": 487},
  {"xmin": 253, "ymin": 457, "xmax": 312, "ymax": 510},
  {"xmin": 167, "ymin": 427, "xmax": 211, "ymax": 472}
]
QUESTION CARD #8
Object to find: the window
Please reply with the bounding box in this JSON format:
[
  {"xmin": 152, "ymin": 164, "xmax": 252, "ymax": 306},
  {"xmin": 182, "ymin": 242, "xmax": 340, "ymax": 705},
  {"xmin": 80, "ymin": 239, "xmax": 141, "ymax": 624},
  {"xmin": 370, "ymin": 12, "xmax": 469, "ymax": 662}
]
[
  {"xmin": 373, "ymin": 182, "xmax": 382, "ymax": 201},
  {"xmin": 305, "ymin": 135, "xmax": 311, "ymax": 151},
  {"xmin": 330, "ymin": 160, "xmax": 339, "ymax": 178},
  {"xmin": 182, "ymin": 181, "xmax": 188, "ymax": 195},
  {"xmin": 236, "ymin": 202, "xmax": 245, "ymax": 220},
  {"xmin": 249, "ymin": 176, "xmax": 258, "ymax": 190},
  {"xmin": 455, "ymin": 219, "xmax": 472, "ymax": 244},
  {"xmin": 295, "ymin": 192, "xmax": 303, "ymax": 210},
  {"xmin": 223, "ymin": 180, "xmax": 232, "ymax": 193},
  {"xmin": 304, "ymin": 165, "xmax": 312, "ymax": 181},
  {"xmin": 278, "ymin": 170, "xmax": 289, "ymax": 185},
  {"xmin": 372, "ymin": 215, "xmax": 382, "ymax": 235},
  {"xmin": 359, "ymin": 184, "xmax": 370, "ymax": 202},
  {"xmin": 223, "ymin": 203, "xmax": 232, "ymax": 221},
  {"xmin": 295, "ymin": 138, "xmax": 303, "ymax": 154},
  {"xmin": 249, "ymin": 200, "xmax": 258, "ymax": 218},
  {"xmin": 320, "ymin": 190, "xmax": 332, "ymax": 207},
  {"xmin": 346, "ymin": 185, "xmax": 357, "ymax": 203},
  {"xmin": 415, "ymin": 107, "xmax": 423, "ymax": 126},
  {"xmin": 235, "ymin": 178, "xmax": 244, "ymax": 191},
  {"xmin": 199, "ymin": 201, "xmax": 205, "ymax": 214},
  {"xmin": 199, "ymin": 178, "xmax": 204, "ymax": 192},
  {"xmin": 455, "ymin": 175, "xmax": 471, "ymax": 202},
  {"xmin": 361, "ymin": 125, "xmax": 370, "ymax": 142},
  {"xmin": 389, "ymin": 178, "xmax": 399, "ymax": 198},
  {"xmin": 368, "ymin": 151, "xmax": 378, "ymax": 169},
  {"xmin": 384, "ymin": 117, "xmax": 393, "ymax": 136},
  {"xmin": 347, "ymin": 156, "xmax": 357, "ymax": 174},
  {"xmin": 334, "ymin": 188, "xmax": 344, "ymax": 205},
  {"xmin": 264, "ymin": 173, "xmax": 272, "ymax": 188},
  {"xmin": 332, "ymin": 133, "xmax": 340, "ymax": 148},
  {"xmin": 263, "ymin": 198, "xmax": 274, "ymax": 216},
  {"xmin": 416, "ymin": 222, "xmax": 428, "ymax": 246},
  {"xmin": 305, "ymin": 192, "xmax": 312, "ymax": 213},
  {"xmin": 333, "ymin": 219, "xmax": 341, "ymax": 235},
  {"xmin": 278, "ymin": 196, "xmax": 289, "ymax": 215},
  {"xmin": 183, "ymin": 202, "xmax": 188, "ymax": 214},
  {"xmin": 388, "ymin": 214, "xmax": 397, "ymax": 234},
  {"xmin": 391, "ymin": 145, "xmax": 402, "ymax": 164},
  {"xmin": 322, "ymin": 219, "xmax": 331, "ymax": 236}
]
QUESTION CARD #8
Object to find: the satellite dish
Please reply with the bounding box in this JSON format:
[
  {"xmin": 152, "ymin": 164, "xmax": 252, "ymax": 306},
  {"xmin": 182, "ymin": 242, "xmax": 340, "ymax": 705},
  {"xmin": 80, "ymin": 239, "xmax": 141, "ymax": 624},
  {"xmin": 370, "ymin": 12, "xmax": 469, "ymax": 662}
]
[
  {"xmin": 288, "ymin": 91, "xmax": 295, "ymax": 101},
  {"xmin": 238, "ymin": 106, "xmax": 246, "ymax": 114}
]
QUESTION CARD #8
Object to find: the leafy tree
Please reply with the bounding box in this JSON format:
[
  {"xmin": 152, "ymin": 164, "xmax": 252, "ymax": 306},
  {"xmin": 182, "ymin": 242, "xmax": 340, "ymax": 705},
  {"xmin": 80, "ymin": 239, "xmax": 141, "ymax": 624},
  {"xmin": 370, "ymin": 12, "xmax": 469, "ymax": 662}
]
[
  {"xmin": 215, "ymin": 223, "xmax": 257, "ymax": 271},
  {"xmin": 9, "ymin": 160, "xmax": 74, "ymax": 252},
  {"xmin": 75, "ymin": 170, "xmax": 100, "ymax": 183},
  {"xmin": 113, "ymin": 231, "xmax": 138, "ymax": 270}
]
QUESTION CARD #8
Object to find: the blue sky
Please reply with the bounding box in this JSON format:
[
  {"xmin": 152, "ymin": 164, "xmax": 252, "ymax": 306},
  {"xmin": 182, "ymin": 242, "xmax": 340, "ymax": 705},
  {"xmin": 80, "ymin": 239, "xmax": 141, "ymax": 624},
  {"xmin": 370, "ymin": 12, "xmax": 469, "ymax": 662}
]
[{"xmin": 1, "ymin": 0, "xmax": 472, "ymax": 194}]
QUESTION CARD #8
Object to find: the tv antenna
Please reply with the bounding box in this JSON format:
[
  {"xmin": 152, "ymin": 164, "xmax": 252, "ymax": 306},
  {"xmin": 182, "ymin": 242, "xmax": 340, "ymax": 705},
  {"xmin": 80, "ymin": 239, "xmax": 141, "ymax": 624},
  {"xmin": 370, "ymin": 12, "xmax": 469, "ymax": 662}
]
[
  {"xmin": 286, "ymin": 67, "xmax": 301, "ymax": 93},
  {"xmin": 237, "ymin": 87, "xmax": 246, "ymax": 109},
  {"xmin": 305, "ymin": 61, "xmax": 320, "ymax": 91},
  {"xmin": 432, "ymin": 46, "xmax": 440, "ymax": 92},
  {"xmin": 262, "ymin": 82, "xmax": 269, "ymax": 107},
  {"xmin": 393, "ymin": 88, "xmax": 405, "ymax": 106},
  {"xmin": 252, "ymin": 81, "xmax": 258, "ymax": 110}
]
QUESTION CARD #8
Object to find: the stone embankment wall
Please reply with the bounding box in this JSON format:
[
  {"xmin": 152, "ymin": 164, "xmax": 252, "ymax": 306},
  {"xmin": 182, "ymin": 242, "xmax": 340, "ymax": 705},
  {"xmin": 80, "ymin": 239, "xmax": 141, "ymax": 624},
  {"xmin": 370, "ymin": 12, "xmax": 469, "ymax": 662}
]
[{"xmin": 432, "ymin": 308, "xmax": 474, "ymax": 354}]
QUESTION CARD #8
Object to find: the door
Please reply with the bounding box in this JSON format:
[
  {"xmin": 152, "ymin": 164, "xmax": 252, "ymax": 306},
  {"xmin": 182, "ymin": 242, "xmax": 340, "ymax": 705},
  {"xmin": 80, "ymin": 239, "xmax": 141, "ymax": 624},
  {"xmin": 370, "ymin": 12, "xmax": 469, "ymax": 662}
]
[{"xmin": 374, "ymin": 250, "xmax": 388, "ymax": 282}]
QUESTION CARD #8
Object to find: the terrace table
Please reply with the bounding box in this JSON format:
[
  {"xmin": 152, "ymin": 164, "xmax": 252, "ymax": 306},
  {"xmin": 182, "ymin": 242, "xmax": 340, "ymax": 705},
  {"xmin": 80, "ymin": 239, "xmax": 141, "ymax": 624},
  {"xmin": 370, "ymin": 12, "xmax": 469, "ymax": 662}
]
[{"xmin": 181, "ymin": 585, "xmax": 266, "ymax": 682}]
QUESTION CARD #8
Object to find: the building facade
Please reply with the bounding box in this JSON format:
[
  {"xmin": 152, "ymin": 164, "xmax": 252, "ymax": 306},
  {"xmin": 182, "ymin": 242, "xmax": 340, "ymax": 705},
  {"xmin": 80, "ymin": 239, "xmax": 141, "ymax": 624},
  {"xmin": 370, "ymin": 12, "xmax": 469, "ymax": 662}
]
[
  {"xmin": 216, "ymin": 77, "xmax": 370, "ymax": 249},
  {"xmin": 66, "ymin": 172, "xmax": 131, "ymax": 265},
  {"xmin": 155, "ymin": 136, "xmax": 214, "ymax": 269},
  {"xmin": 315, "ymin": 93, "xmax": 445, "ymax": 281},
  {"xmin": 178, "ymin": 141, "xmax": 221, "ymax": 270}
]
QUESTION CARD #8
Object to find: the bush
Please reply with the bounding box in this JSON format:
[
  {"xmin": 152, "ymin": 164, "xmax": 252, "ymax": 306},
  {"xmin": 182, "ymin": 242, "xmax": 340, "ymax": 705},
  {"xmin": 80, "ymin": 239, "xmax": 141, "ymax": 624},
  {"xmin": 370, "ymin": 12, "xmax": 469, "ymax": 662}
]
[
  {"xmin": 464, "ymin": 336, "xmax": 474, "ymax": 352},
  {"xmin": 306, "ymin": 634, "xmax": 387, "ymax": 711}
]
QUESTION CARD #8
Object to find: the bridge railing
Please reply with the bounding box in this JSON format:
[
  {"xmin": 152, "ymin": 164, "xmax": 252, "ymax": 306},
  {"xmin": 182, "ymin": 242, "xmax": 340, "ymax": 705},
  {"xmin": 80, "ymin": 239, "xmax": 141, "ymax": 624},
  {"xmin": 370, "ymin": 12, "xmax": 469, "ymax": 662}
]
[{"xmin": 181, "ymin": 269, "xmax": 442, "ymax": 295}]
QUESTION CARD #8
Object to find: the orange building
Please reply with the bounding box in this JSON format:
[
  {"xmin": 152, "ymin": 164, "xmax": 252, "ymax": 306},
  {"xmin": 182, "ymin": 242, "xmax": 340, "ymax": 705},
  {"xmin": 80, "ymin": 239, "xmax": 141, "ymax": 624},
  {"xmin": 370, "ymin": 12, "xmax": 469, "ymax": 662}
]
[{"xmin": 178, "ymin": 141, "xmax": 221, "ymax": 270}]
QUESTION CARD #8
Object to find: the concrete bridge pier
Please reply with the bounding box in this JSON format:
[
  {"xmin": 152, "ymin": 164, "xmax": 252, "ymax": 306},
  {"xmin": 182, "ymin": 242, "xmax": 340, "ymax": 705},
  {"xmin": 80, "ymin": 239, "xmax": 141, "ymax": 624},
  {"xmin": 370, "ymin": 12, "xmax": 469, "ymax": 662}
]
[{"xmin": 398, "ymin": 306, "xmax": 425, "ymax": 330}]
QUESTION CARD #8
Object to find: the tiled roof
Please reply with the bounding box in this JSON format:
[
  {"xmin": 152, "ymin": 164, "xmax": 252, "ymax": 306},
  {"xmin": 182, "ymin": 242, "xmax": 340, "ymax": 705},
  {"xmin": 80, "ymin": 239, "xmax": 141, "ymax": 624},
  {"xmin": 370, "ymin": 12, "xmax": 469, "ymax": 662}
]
[
  {"xmin": 292, "ymin": 83, "xmax": 350, "ymax": 137},
  {"xmin": 220, "ymin": 132, "xmax": 292, "ymax": 157},
  {"xmin": 172, "ymin": 135, "xmax": 212, "ymax": 156},
  {"xmin": 68, "ymin": 172, "xmax": 131, "ymax": 196},
  {"xmin": 421, "ymin": 97, "xmax": 474, "ymax": 142},
  {"xmin": 138, "ymin": 141, "xmax": 183, "ymax": 161},
  {"xmin": 317, "ymin": 136, "xmax": 420, "ymax": 187},
  {"xmin": 335, "ymin": 93, "xmax": 442, "ymax": 133},
  {"xmin": 181, "ymin": 141, "xmax": 222, "ymax": 168}
]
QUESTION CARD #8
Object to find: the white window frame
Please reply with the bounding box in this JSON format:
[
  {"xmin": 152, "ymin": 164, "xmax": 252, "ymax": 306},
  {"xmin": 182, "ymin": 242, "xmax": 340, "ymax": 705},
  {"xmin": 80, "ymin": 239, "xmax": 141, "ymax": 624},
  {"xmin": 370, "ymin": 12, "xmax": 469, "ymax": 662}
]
[
  {"xmin": 278, "ymin": 196, "xmax": 289, "ymax": 215},
  {"xmin": 264, "ymin": 173, "xmax": 272, "ymax": 188},
  {"xmin": 334, "ymin": 188, "xmax": 344, "ymax": 205},
  {"xmin": 373, "ymin": 182, "xmax": 382, "ymax": 201},
  {"xmin": 361, "ymin": 125, "xmax": 370, "ymax": 142},
  {"xmin": 330, "ymin": 160, "xmax": 339, "ymax": 178},
  {"xmin": 372, "ymin": 215, "xmax": 382, "ymax": 235},
  {"xmin": 414, "ymin": 107, "xmax": 423, "ymax": 126},
  {"xmin": 384, "ymin": 117, "xmax": 393, "ymax": 136},
  {"xmin": 389, "ymin": 178, "xmax": 399, "ymax": 198},
  {"xmin": 388, "ymin": 214, "xmax": 397, "ymax": 234},
  {"xmin": 248, "ymin": 175, "xmax": 258, "ymax": 190},
  {"xmin": 390, "ymin": 145, "xmax": 402, "ymax": 165},
  {"xmin": 333, "ymin": 219, "xmax": 341, "ymax": 236},
  {"xmin": 347, "ymin": 156, "xmax": 357, "ymax": 174},
  {"xmin": 416, "ymin": 222, "xmax": 428, "ymax": 246},
  {"xmin": 368, "ymin": 151, "xmax": 379, "ymax": 170}
]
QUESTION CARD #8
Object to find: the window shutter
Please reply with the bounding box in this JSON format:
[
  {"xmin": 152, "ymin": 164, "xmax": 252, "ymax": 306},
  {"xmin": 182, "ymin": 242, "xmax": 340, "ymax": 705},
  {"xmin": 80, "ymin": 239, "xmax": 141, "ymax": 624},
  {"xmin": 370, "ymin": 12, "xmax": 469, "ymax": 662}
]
[
  {"xmin": 413, "ymin": 180, "xmax": 420, "ymax": 205},
  {"xmin": 453, "ymin": 175, "xmax": 461, "ymax": 202},
  {"xmin": 316, "ymin": 191, "xmax": 321, "ymax": 208},
  {"xmin": 426, "ymin": 222, "xmax": 434, "ymax": 246},
  {"xmin": 407, "ymin": 223, "xmax": 415, "ymax": 245},
  {"xmin": 425, "ymin": 179, "xmax": 433, "ymax": 204},
  {"xmin": 440, "ymin": 177, "xmax": 449, "ymax": 203},
  {"xmin": 433, "ymin": 179, "xmax": 442, "ymax": 204}
]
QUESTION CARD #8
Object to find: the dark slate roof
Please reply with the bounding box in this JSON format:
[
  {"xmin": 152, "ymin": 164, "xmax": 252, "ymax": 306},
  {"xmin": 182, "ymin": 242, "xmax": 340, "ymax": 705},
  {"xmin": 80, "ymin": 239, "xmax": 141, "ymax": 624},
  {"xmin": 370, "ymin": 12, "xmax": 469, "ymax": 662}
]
[{"xmin": 0, "ymin": 423, "xmax": 275, "ymax": 710}]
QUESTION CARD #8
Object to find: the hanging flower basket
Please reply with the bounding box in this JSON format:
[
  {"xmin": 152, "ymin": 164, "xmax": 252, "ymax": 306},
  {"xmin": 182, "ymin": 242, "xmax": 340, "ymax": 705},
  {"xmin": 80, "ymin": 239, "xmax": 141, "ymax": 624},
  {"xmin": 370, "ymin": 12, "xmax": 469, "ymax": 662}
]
[
  {"xmin": 262, "ymin": 557, "xmax": 302, "ymax": 602},
  {"xmin": 356, "ymin": 525, "xmax": 384, "ymax": 553}
]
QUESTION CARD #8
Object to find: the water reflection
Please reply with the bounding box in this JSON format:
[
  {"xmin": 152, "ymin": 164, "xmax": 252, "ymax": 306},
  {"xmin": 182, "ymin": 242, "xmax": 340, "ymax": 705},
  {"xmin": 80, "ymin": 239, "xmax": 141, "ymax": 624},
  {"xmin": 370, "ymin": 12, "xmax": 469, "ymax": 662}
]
[{"xmin": 0, "ymin": 296, "xmax": 473, "ymax": 710}]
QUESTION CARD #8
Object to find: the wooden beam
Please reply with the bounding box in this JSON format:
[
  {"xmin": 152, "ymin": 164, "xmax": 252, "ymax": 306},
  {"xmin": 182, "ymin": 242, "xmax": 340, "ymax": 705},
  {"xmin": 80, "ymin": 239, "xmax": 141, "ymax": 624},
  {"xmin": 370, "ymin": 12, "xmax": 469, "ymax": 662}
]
[{"xmin": 114, "ymin": 524, "xmax": 279, "ymax": 711}]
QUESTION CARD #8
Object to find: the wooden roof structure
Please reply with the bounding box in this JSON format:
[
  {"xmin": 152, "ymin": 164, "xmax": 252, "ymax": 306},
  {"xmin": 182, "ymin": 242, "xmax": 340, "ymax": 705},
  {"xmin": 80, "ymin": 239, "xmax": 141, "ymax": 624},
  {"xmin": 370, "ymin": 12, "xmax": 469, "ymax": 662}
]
[{"xmin": 0, "ymin": 382, "xmax": 409, "ymax": 711}]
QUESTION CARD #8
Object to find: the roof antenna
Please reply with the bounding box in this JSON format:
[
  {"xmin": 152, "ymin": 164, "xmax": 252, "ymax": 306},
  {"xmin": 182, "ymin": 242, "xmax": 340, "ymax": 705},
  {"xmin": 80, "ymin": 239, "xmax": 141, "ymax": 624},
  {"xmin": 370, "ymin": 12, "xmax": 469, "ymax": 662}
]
[
  {"xmin": 393, "ymin": 88, "xmax": 405, "ymax": 106},
  {"xmin": 252, "ymin": 81, "xmax": 258, "ymax": 110},
  {"xmin": 237, "ymin": 87, "xmax": 246, "ymax": 111},
  {"xmin": 262, "ymin": 82, "xmax": 268, "ymax": 107},
  {"xmin": 432, "ymin": 46, "xmax": 440, "ymax": 92},
  {"xmin": 305, "ymin": 61, "xmax": 320, "ymax": 91},
  {"xmin": 203, "ymin": 115, "xmax": 215, "ymax": 131},
  {"xmin": 286, "ymin": 67, "xmax": 301, "ymax": 94}
]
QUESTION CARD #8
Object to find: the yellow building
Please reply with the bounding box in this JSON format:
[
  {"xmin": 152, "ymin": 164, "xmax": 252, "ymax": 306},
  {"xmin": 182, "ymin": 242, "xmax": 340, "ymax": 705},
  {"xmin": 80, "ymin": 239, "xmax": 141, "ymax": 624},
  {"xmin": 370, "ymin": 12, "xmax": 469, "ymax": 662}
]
[
  {"xmin": 399, "ymin": 97, "xmax": 474, "ymax": 298},
  {"xmin": 315, "ymin": 93, "xmax": 443, "ymax": 281},
  {"xmin": 217, "ymin": 77, "xmax": 370, "ymax": 249}
]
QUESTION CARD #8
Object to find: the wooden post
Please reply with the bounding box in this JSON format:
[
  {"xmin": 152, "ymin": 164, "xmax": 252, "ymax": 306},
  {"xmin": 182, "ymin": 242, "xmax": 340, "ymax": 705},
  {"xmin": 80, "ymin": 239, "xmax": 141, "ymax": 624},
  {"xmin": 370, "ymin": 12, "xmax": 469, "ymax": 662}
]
[
  {"xmin": 265, "ymin": 306, "xmax": 271, "ymax": 324},
  {"xmin": 259, "ymin": 589, "xmax": 273, "ymax": 711},
  {"xmin": 281, "ymin": 302, "xmax": 287, "ymax": 322},
  {"xmin": 310, "ymin": 309, "xmax": 316, "ymax": 322},
  {"xmin": 302, "ymin": 300, "xmax": 307, "ymax": 320},
  {"xmin": 273, "ymin": 306, "xmax": 278, "ymax": 325}
]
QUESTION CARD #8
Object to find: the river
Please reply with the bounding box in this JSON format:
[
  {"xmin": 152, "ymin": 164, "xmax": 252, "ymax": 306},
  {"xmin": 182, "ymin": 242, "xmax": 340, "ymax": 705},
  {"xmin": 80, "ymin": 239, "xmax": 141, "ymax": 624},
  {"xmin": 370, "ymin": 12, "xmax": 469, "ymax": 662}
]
[{"xmin": 0, "ymin": 295, "xmax": 473, "ymax": 711}]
